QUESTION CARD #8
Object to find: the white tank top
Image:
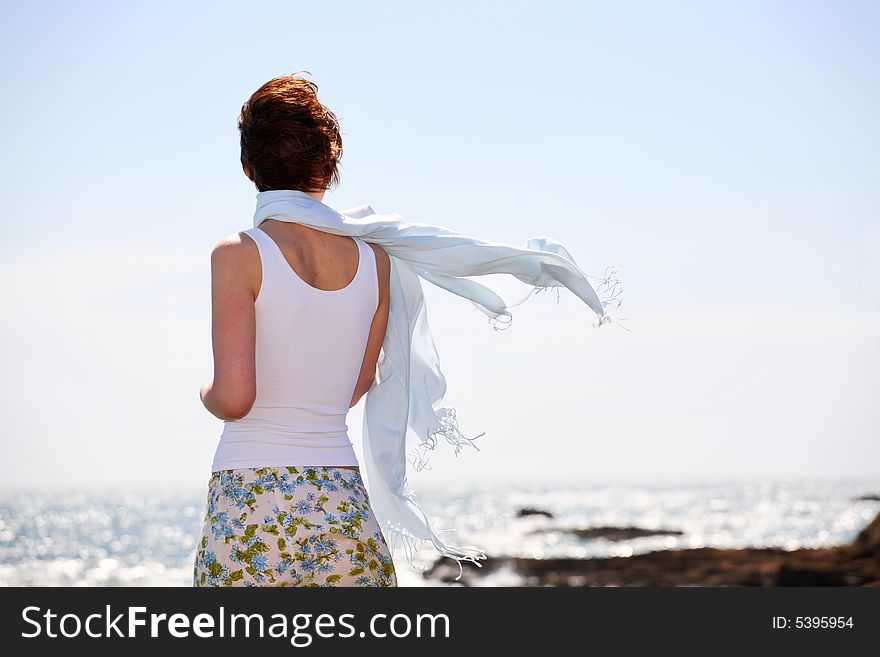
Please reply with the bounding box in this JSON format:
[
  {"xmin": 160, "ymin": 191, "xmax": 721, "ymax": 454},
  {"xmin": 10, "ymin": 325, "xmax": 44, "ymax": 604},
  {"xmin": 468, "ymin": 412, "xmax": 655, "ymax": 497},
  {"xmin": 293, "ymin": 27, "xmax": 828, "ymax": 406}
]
[{"xmin": 210, "ymin": 226, "xmax": 379, "ymax": 471}]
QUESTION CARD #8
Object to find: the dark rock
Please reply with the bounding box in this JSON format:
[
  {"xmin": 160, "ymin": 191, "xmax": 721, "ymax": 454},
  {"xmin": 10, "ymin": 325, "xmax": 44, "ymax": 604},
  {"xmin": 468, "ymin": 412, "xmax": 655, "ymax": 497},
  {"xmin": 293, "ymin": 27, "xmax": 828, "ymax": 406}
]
[
  {"xmin": 854, "ymin": 494, "xmax": 880, "ymax": 502},
  {"xmin": 775, "ymin": 565, "xmax": 849, "ymax": 587},
  {"xmin": 534, "ymin": 526, "xmax": 684, "ymax": 541},
  {"xmin": 423, "ymin": 510, "xmax": 880, "ymax": 587},
  {"xmin": 516, "ymin": 507, "xmax": 553, "ymax": 519}
]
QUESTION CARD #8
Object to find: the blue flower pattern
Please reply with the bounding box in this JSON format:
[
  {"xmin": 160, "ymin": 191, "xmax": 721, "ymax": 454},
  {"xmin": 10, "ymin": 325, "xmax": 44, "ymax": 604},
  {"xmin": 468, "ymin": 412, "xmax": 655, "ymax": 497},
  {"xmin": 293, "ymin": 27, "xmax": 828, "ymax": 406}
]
[{"xmin": 193, "ymin": 466, "xmax": 397, "ymax": 587}]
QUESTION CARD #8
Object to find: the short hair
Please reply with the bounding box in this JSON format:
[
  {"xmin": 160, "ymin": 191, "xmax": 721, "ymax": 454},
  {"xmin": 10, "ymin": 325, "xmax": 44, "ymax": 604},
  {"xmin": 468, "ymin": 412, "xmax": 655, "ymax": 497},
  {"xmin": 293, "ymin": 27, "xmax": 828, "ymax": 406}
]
[{"xmin": 238, "ymin": 71, "xmax": 343, "ymax": 193}]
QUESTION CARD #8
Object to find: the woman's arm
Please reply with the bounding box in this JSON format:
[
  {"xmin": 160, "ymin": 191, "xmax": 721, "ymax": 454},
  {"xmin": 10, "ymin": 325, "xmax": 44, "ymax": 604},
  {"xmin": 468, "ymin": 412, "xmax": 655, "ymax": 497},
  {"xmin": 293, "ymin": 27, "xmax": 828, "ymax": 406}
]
[
  {"xmin": 200, "ymin": 233, "xmax": 260, "ymax": 420},
  {"xmin": 349, "ymin": 243, "xmax": 391, "ymax": 408}
]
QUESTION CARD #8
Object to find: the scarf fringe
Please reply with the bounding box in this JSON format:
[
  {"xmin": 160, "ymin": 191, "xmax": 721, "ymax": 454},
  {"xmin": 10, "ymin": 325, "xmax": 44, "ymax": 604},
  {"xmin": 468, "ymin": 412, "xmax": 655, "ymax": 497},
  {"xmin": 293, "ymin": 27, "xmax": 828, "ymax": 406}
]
[
  {"xmin": 484, "ymin": 264, "xmax": 629, "ymax": 331},
  {"xmin": 589, "ymin": 265, "xmax": 633, "ymax": 332},
  {"xmin": 383, "ymin": 513, "xmax": 488, "ymax": 582},
  {"xmin": 592, "ymin": 264, "xmax": 624, "ymax": 309},
  {"xmin": 408, "ymin": 407, "xmax": 486, "ymax": 472}
]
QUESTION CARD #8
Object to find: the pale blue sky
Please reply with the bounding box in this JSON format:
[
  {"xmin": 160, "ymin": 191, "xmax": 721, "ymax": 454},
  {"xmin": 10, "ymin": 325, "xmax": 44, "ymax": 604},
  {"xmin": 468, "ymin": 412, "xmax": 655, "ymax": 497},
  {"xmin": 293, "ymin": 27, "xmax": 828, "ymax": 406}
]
[{"xmin": 1, "ymin": 0, "xmax": 878, "ymax": 488}]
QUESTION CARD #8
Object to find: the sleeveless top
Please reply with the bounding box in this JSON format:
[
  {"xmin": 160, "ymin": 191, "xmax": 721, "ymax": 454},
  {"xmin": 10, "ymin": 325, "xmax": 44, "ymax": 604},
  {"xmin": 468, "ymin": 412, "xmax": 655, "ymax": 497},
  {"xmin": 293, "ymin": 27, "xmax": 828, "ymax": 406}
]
[{"xmin": 210, "ymin": 226, "xmax": 379, "ymax": 471}]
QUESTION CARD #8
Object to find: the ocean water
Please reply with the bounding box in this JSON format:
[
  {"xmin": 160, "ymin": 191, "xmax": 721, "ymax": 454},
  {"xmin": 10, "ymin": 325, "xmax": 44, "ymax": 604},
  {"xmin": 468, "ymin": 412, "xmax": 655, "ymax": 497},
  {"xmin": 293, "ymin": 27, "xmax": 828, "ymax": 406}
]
[{"xmin": 1, "ymin": 478, "xmax": 877, "ymax": 587}]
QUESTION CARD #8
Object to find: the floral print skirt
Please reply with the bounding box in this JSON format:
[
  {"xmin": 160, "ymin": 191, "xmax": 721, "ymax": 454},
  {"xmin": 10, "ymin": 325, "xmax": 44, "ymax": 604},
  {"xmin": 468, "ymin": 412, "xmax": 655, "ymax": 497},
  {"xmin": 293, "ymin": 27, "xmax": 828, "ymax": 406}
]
[{"xmin": 193, "ymin": 466, "xmax": 397, "ymax": 587}]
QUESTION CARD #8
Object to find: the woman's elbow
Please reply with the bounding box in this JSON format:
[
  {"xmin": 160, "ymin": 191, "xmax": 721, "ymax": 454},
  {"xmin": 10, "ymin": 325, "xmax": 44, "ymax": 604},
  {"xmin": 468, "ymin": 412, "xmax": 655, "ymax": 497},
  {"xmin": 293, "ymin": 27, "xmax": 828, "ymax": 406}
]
[
  {"xmin": 218, "ymin": 389, "xmax": 256, "ymax": 420},
  {"xmin": 202, "ymin": 379, "xmax": 255, "ymax": 420},
  {"xmin": 223, "ymin": 400, "xmax": 254, "ymax": 420}
]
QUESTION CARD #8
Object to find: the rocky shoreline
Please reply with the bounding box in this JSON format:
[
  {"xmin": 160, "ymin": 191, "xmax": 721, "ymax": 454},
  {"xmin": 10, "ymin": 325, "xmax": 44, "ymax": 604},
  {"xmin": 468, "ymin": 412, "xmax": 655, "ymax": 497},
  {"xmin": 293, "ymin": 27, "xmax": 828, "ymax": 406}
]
[{"xmin": 424, "ymin": 508, "xmax": 880, "ymax": 587}]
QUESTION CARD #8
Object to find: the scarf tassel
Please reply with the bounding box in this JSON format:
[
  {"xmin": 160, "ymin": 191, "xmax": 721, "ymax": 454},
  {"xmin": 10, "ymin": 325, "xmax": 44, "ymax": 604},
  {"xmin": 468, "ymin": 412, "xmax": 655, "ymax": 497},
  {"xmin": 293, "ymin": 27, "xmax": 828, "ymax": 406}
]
[
  {"xmin": 483, "ymin": 264, "xmax": 629, "ymax": 332},
  {"xmin": 408, "ymin": 407, "xmax": 486, "ymax": 472},
  {"xmin": 383, "ymin": 502, "xmax": 488, "ymax": 582},
  {"xmin": 589, "ymin": 264, "xmax": 632, "ymax": 331}
]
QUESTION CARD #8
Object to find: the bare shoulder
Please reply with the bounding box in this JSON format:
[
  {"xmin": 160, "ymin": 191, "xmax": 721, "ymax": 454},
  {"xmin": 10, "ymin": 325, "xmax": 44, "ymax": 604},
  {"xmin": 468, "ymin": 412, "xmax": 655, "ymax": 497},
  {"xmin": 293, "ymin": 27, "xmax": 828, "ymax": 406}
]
[
  {"xmin": 210, "ymin": 232, "xmax": 261, "ymax": 301},
  {"xmin": 211, "ymin": 231, "xmax": 258, "ymax": 268}
]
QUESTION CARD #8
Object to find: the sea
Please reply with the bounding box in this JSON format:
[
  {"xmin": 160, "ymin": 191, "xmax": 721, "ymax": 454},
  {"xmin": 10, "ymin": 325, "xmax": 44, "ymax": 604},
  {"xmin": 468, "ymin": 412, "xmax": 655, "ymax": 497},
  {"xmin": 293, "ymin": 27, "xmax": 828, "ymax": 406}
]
[{"xmin": 1, "ymin": 477, "xmax": 878, "ymax": 587}]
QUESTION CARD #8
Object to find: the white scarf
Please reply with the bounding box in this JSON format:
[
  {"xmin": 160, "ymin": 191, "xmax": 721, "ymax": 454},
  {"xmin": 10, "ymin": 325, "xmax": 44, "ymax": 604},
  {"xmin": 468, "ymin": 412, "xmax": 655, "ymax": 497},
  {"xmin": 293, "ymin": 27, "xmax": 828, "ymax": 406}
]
[{"xmin": 253, "ymin": 189, "xmax": 626, "ymax": 578}]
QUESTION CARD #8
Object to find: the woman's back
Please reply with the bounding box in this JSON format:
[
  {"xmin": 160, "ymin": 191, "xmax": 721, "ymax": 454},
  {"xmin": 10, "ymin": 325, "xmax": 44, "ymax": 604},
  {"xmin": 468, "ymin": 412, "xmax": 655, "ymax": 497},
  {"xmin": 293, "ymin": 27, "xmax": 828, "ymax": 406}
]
[{"xmin": 210, "ymin": 222, "xmax": 381, "ymax": 471}]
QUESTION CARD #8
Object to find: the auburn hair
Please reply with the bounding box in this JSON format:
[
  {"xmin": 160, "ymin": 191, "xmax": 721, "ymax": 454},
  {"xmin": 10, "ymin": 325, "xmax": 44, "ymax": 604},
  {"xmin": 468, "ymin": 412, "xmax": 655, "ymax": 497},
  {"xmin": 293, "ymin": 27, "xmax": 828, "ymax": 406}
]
[{"xmin": 238, "ymin": 71, "xmax": 343, "ymax": 193}]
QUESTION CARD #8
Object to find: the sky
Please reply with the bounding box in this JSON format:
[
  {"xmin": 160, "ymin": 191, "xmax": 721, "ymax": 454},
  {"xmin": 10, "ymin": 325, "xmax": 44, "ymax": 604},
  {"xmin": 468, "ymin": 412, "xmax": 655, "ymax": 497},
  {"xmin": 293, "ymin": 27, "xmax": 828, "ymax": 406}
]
[{"xmin": 1, "ymin": 0, "xmax": 878, "ymax": 490}]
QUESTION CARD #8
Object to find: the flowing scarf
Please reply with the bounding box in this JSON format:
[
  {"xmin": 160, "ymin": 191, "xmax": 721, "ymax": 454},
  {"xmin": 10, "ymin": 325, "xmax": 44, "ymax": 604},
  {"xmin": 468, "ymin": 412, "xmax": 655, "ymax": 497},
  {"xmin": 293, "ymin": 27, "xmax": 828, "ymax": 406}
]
[{"xmin": 253, "ymin": 189, "xmax": 627, "ymax": 578}]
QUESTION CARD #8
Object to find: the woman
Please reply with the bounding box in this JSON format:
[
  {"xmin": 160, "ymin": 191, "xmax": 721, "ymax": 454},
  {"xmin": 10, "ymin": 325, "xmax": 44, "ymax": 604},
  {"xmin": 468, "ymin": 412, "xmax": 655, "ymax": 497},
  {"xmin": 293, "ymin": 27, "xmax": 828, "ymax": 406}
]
[{"xmin": 193, "ymin": 73, "xmax": 398, "ymax": 587}]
